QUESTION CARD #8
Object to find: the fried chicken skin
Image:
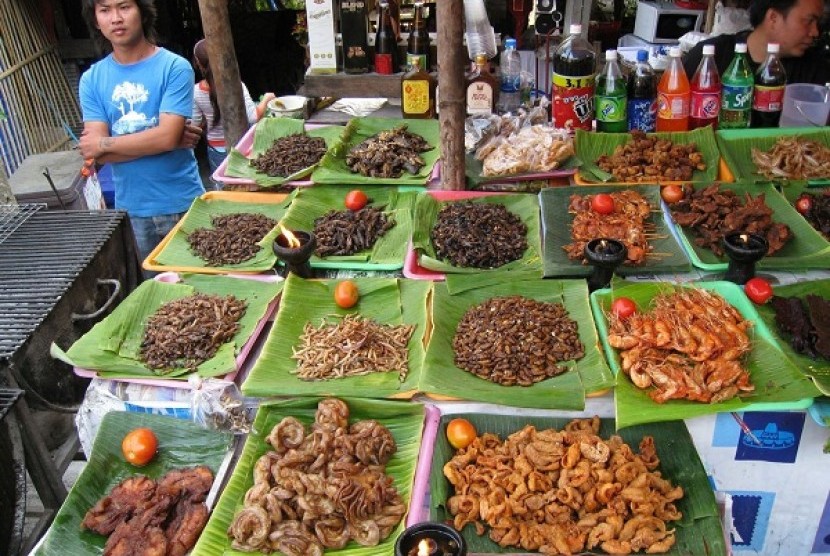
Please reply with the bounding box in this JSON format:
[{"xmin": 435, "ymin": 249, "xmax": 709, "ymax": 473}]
[{"xmin": 81, "ymin": 476, "xmax": 157, "ymax": 535}]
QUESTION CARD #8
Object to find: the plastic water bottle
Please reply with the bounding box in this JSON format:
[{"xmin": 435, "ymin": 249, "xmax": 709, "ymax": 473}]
[
  {"xmin": 595, "ymin": 49, "xmax": 627, "ymax": 132},
  {"xmin": 627, "ymin": 50, "xmax": 657, "ymax": 132},
  {"xmin": 496, "ymin": 38, "xmax": 522, "ymax": 114},
  {"xmin": 552, "ymin": 24, "xmax": 596, "ymax": 130},
  {"xmin": 689, "ymin": 44, "xmax": 721, "ymax": 130},
  {"xmin": 751, "ymin": 43, "xmax": 786, "ymax": 128},
  {"xmin": 719, "ymin": 43, "xmax": 753, "ymax": 129}
]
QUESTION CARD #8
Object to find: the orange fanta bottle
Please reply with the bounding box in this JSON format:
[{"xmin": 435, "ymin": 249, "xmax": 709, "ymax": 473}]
[{"xmin": 656, "ymin": 47, "xmax": 690, "ymax": 132}]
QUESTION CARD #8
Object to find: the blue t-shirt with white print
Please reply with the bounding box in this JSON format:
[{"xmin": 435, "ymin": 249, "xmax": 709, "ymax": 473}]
[{"xmin": 79, "ymin": 47, "xmax": 204, "ymax": 217}]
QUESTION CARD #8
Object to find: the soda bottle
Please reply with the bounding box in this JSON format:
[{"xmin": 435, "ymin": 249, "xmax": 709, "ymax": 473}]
[
  {"xmin": 595, "ymin": 49, "xmax": 627, "ymax": 132},
  {"xmin": 496, "ymin": 38, "xmax": 522, "ymax": 114},
  {"xmin": 627, "ymin": 50, "xmax": 657, "ymax": 132},
  {"xmin": 751, "ymin": 43, "xmax": 787, "ymax": 128},
  {"xmin": 689, "ymin": 44, "xmax": 721, "ymax": 130},
  {"xmin": 374, "ymin": 1, "xmax": 399, "ymax": 75},
  {"xmin": 719, "ymin": 43, "xmax": 753, "ymax": 129},
  {"xmin": 656, "ymin": 47, "xmax": 690, "ymax": 131},
  {"xmin": 552, "ymin": 24, "xmax": 596, "ymax": 130}
]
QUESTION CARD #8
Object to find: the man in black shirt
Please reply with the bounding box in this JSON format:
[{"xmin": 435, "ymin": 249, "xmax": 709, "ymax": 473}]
[{"xmin": 683, "ymin": 0, "xmax": 830, "ymax": 84}]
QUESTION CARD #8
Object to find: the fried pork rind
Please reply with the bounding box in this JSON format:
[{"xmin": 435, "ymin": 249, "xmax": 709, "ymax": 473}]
[
  {"xmin": 596, "ymin": 130, "xmax": 707, "ymax": 182},
  {"xmin": 228, "ymin": 399, "xmax": 406, "ymax": 552},
  {"xmin": 751, "ymin": 136, "xmax": 830, "ymax": 180},
  {"xmin": 443, "ymin": 418, "xmax": 683, "ymax": 555},
  {"xmin": 477, "ymin": 125, "xmax": 575, "ymax": 177}
]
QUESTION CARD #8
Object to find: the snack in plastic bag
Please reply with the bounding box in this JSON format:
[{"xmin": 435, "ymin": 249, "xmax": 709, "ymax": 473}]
[{"xmin": 190, "ymin": 377, "xmax": 253, "ymax": 434}]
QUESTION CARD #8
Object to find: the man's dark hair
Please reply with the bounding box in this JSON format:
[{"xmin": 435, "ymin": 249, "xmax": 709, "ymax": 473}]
[
  {"xmin": 748, "ymin": 0, "xmax": 800, "ymax": 27},
  {"xmin": 81, "ymin": 0, "xmax": 158, "ymax": 53}
]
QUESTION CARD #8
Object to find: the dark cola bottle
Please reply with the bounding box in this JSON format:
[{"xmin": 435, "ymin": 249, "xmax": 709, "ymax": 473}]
[
  {"xmin": 375, "ymin": 1, "xmax": 399, "ymax": 74},
  {"xmin": 751, "ymin": 43, "xmax": 787, "ymax": 128}
]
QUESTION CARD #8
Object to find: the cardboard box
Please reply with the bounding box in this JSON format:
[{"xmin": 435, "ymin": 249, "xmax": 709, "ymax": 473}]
[{"xmin": 306, "ymin": 0, "xmax": 338, "ymax": 74}]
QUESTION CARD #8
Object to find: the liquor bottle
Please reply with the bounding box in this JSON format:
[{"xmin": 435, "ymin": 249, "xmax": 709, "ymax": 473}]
[
  {"xmin": 656, "ymin": 47, "xmax": 690, "ymax": 131},
  {"xmin": 406, "ymin": 1, "xmax": 430, "ymax": 71},
  {"xmin": 496, "ymin": 38, "xmax": 522, "ymax": 114},
  {"xmin": 340, "ymin": 0, "xmax": 369, "ymax": 74},
  {"xmin": 751, "ymin": 43, "xmax": 787, "ymax": 128},
  {"xmin": 374, "ymin": 1, "xmax": 398, "ymax": 74},
  {"xmin": 595, "ymin": 49, "xmax": 627, "ymax": 132},
  {"xmin": 552, "ymin": 24, "xmax": 596, "ymax": 130},
  {"xmin": 689, "ymin": 44, "xmax": 721, "ymax": 129},
  {"xmin": 627, "ymin": 50, "xmax": 657, "ymax": 132},
  {"xmin": 719, "ymin": 43, "xmax": 753, "ymax": 129},
  {"xmin": 401, "ymin": 56, "xmax": 436, "ymax": 118},
  {"xmin": 466, "ymin": 53, "xmax": 498, "ymax": 115}
]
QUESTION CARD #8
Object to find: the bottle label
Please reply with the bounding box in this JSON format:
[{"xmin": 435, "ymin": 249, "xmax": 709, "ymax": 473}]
[
  {"xmin": 500, "ymin": 74, "xmax": 522, "ymax": 94},
  {"xmin": 552, "ymin": 72, "xmax": 595, "ymax": 130},
  {"xmin": 596, "ymin": 94, "xmax": 626, "ymax": 123},
  {"xmin": 690, "ymin": 91, "xmax": 721, "ymax": 119},
  {"xmin": 628, "ymin": 98, "xmax": 656, "ymax": 131},
  {"xmin": 467, "ymin": 82, "xmax": 494, "ymax": 115},
  {"xmin": 657, "ymin": 92, "xmax": 690, "ymax": 120},
  {"xmin": 406, "ymin": 53, "xmax": 427, "ymax": 71},
  {"xmin": 403, "ymin": 80, "xmax": 430, "ymax": 114},
  {"xmin": 752, "ymin": 84, "xmax": 785, "ymax": 112},
  {"xmin": 722, "ymin": 83, "xmax": 753, "ymax": 111},
  {"xmin": 375, "ymin": 53, "xmax": 394, "ymax": 75}
]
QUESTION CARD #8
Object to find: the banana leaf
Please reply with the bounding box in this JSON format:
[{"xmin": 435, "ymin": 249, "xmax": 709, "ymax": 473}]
[
  {"xmin": 152, "ymin": 192, "xmax": 293, "ymax": 273},
  {"xmin": 311, "ymin": 117, "xmax": 440, "ymax": 186},
  {"xmin": 192, "ymin": 397, "xmax": 424, "ymax": 556},
  {"xmin": 224, "ymin": 118, "xmax": 344, "ymax": 187},
  {"xmin": 36, "ymin": 411, "xmax": 232, "ymax": 556},
  {"xmin": 278, "ymin": 185, "xmax": 416, "ymax": 270},
  {"xmin": 716, "ymin": 127, "xmax": 830, "ymax": 185},
  {"xmin": 590, "ymin": 280, "xmax": 819, "ymax": 429},
  {"xmin": 779, "ymin": 181, "xmax": 830, "ymax": 240},
  {"xmin": 575, "ymin": 127, "xmax": 721, "ymax": 183},
  {"xmin": 52, "ymin": 274, "xmax": 282, "ymax": 380},
  {"xmin": 429, "ymin": 413, "xmax": 726, "ymax": 555},
  {"xmin": 540, "ymin": 185, "xmax": 692, "ymax": 278},
  {"xmin": 241, "ymin": 274, "xmax": 430, "ymax": 398},
  {"xmin": 421, "ymin": 278, "xmax": 613, "ymax": 408},
  {"xmin": 411, "ymin": 192, "xmax": 543, "ymax": 275},
  {"xmin": 752, "ymin": 278, "xmax": 830, "ymax": 396},
  {"xmin": 666, "ymin": 182, "xmax": 830, "ymax": 271}
]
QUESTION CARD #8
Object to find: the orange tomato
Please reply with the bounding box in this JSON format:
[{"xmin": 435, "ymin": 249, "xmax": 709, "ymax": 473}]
[
  {"xmin": 660, "ymin": 184, "xmax": 685, "ymax": 204},
  {"xmin": 334, "ymin": 280, "xmax": 360, "ymax": 309},
  {"xmin": 345, "ymin": 190, "xmax": 369, "ymax": 211},
  {"xmin": 446, "ymin": 418, "xmax": 477, "ymax": 449},
  {"xmin": 121, "ymin": 427, "xmax": 158, "ymax": 467}
]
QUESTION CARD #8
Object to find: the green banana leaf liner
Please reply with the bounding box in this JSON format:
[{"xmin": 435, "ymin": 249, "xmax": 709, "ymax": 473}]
[
  {"xmin": 52, "ymin": 274, "xmax": 282, "ymax": 380},
  {"xmin": 575, "ymin": 127, "xmax": 721, "ymax": 183},
  {"xmin": 464, "ymin": 150, "xmax": 581, "ymax": 189},
  {"xmin": 590, "ymin": 280, "xmax": 819, "ymax": 429},
  {"xmin": 241, "ymin": 274, "xmax": 430, "ymax": 398},
  {"xmin": 411, "ymin": 192, "xmax": 543, "ymax": 275},
  {"xmin": 429, "ymin": 413, "xmax": 726, "ymax": 555},
  {"xmin": 311, "ymin": 117, "xmax": 441, "ymax": 186},
  {"xmin": 666, "ymin": 182, "xmax": 830, "ymax": 271},
  {"xmin": 36, "ymin": 411, "xmax": 233, "ymax": 556},
  {"xmin": 421, "ymin": 278, "xmax": 613, "ymax": 409},
  {"xmin": 753, "ymin": 278, "xmax": 830, "ymax": 396},
  {"xmin": 153, "ymin": 193, "xmax": 294, "ymax": 272},
  {"xmin": 779, "ymin": 181, "xmax": 830, "ymax": 241},
  {"xmin": 716, "ymin": 127, "xmax": 830, "ymax": 185},
  {"xmin": 278, "ymin": 185, "xmax": 416, "ymax": 270},
  {"xmin": 540, "ymin": 185, "xmax": 692, "ymax": 278},
  {"xmin": 224, "ymin": 118, "xmax": 344, "ymax": 187},
  {"xmin": 192, "ymin": 397, "xmax": 424, "ymax": 556}
]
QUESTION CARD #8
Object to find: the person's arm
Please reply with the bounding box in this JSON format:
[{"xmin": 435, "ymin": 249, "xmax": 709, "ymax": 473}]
[
  {"xmin": 241, "ymin": 83, "xmax": 274, "ymax": 123},
  {"xmin": 79, "ymin": 113, "xmax": 198, "ymax": 163}
]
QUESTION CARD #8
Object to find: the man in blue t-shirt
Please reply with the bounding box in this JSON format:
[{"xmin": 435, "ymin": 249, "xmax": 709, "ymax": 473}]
[{"xmin": 79, "ymin": 0, "xmax": 204, "ymax": 266}]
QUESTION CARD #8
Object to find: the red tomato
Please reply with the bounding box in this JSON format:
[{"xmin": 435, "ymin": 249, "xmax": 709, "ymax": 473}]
[
  {"xmin": 611, "ymin": 297, "xmax": 637, "ymax": 319},
  {"xmin": 745, "ymin": 277, "xmax": 773, "ymax": 305},
  {"xmin": 122, "ymin": 428, "xmax": 158, "ymax": 467},
  {"xmin": 334, "ymin": 280, "xmax": 360, "ymax": 308},
  {"xmin": 446, "ymin": 418, "xmax": 477, "ymax": 449},
  {"xmin": 591, "ymin": 193, "xmax": 615, "ymax": 215},
  {"xmin": 795, "ymin": 195, "xmax": 813, "ymax": 215},
  {"xmin": 661, "ymin": 184, "xmax": 684, "ymax": 204},
  {"xmin": 345, "ymin": 190, "xmax": 368, "ymax": 211}
]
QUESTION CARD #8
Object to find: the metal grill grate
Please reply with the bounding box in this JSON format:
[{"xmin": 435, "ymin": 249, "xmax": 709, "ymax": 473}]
[
  {"xmin": 0, "ymin": 209, "xmax": 128, "ymax": 362},
  {"xmin": 0, "ymin": 388, "xmax": 23, "ymax": 422},
  {"xmin": 0, "ymin": 203, "xmax": 46, "ymax": 246}
]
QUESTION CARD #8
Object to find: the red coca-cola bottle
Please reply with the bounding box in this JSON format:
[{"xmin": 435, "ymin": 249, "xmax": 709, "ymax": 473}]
[{"xmin": 689, "ymin": 44, "xmax": 721, "ymax": 130}]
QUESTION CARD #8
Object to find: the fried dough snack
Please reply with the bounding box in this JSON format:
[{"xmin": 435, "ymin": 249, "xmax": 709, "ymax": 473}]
[
  {"xmin": 608, "ymin": 287, "xmax": 755, "ymax": 404},
  {"xmin": 752, "ymin": 136, "xmax": 830, "ymax": 180},
  {"xmin": 477, "ymin": 125, "xmax": 575, "ymax": 177},
  {"xmin": 596, "ymin": 130, "xmax": 707, "ymax": 182},
  {"xmin": 228, "ymin": 399, "xmax": 406, "ymax": 554},
  {"xmin": 443, "ymin": 417, "xmax": 683, "ymax": 555}
]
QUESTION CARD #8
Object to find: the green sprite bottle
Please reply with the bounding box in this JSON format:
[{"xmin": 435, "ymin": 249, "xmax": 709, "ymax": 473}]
[
  {"xmin": 595, "ymin": 49, "xmax": 628, "ymax": 132},
  {"xmin": 719, "ymin": 42, "xmax": 754, "ymax": 129}
]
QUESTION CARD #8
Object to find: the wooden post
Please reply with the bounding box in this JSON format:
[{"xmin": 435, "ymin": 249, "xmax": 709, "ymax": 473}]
[
  {"xmin": 437, "ymin": 0, "xmax": 466, "ymax": 190},
  {"xmin": 196, "ymin": 0, "xmax": 248, "ymax": 150}
]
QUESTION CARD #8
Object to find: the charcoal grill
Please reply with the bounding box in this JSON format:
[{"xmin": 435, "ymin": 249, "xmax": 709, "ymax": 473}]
[{"xmin": 0, "ymin": 203, "xmax": 143, "ymax": 553}]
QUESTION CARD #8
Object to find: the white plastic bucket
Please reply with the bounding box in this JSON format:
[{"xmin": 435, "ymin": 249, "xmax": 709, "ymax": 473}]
[
  {"xmin": 267, "ymin": 95, "xmax": 306, "ymax": 119},
  {"xmin": 779, "ymin": 83, "xmax": 830, "ymax": 127}
]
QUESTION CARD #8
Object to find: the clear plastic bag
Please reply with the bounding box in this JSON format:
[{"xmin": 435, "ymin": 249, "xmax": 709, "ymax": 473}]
[{"xmin": 189, "ymin": 377, "xmax": 253, "ymax": 434}]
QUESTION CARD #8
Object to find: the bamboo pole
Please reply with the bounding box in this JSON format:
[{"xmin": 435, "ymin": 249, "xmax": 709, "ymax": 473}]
[
  {"xmin": 196, "ymin": 0, "xmax": 248, "ymax": 151},
  {"xmin": 437, "ymin": 0, "xmax": 466, "ymax": 190}
]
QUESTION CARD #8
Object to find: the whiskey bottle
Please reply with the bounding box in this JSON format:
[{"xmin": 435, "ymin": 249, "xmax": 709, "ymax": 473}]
[
  {"xmin": 401, "ymin": 56, "xmax": 436, "ymax": 118},
  {"xmin": 466, "ymin": 53, "xmax": 498, "ymax": 115}
]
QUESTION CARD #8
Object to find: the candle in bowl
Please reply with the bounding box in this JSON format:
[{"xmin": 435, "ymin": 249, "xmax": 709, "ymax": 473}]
[
  {"xmin": 722, "ymin": 232, "xmax": 768, "ymax": 285},
  {"xmin": 583, "ymin": 237, "xmax": 628, "ymax": 292},
  {"xmin": 394, "ymin": 522, "xmax": 467, "ymax": 556},
  {"xmin": 273, "ymin": 224, "xmax": 316, "ymax": 278}
]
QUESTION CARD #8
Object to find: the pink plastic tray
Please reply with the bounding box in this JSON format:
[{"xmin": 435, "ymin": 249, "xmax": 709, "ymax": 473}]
[
  {"xmin": 402, "ymin": 190, "xmax": 515, "ymax": 281},
  {"xmin": 73, "ymin": 272, "xmax": 282, "ymax": 389}
]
